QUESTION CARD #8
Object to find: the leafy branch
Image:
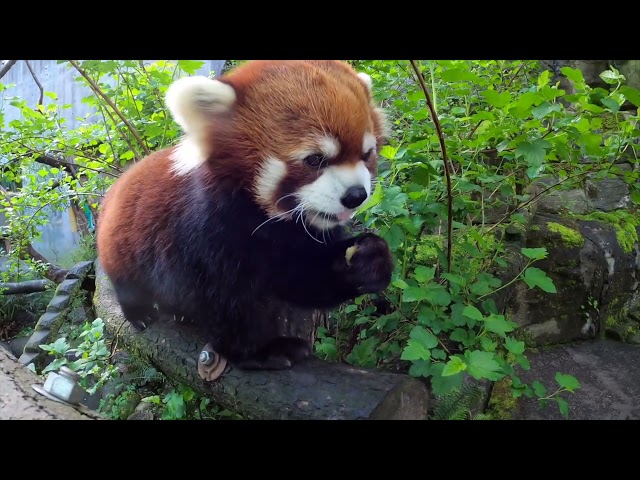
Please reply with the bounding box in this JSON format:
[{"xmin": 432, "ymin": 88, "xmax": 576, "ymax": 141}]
[{"xmin": 68, "ymin": 60, "xmax": 150, "ymax": 156}]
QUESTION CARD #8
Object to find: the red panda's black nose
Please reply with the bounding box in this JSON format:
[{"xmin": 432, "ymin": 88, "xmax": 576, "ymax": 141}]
[{"xmin": 341, "ymin": 186, "xmax": 368, "ymax": 209}]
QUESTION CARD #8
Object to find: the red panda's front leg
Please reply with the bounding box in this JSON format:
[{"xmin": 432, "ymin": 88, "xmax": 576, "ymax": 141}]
[{"xmin": 268, "ymin": 232, "xmax": 394, "ymax": 309}]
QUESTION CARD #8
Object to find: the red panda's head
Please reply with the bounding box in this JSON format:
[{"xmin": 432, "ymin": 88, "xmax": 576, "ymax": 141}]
[{"xmin": 165, "ymin": 60, "xmax": 388, "ymax": 230}]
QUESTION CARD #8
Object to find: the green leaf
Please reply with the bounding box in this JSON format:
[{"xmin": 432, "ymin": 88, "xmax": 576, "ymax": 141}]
[
  {"xmin": 431, "ymin": 348, "xmax": 446, "ymax": 360},
  {"xmin": 631, "ymin": 190, "xmax": 640, "ymax": 205},
  {"xmin": 532, "ymin": 380, "xmax": 547, "ymax": 398},
  {"xmin": 619, "ymin": 85, "xmax": 640, "ymax": 107},
  {"xmin": 410, "ymin": 326, "xmax": 439, "ymax": 349},
  {"xmin": 414, "ymin": 266, "xmax": 435, "ymax": 284},
  {"xmin": 408, "ymin": 359, "xmax": 431, "ymax": 377},
  {"xmin": 392, "ymin": 279, "xmax": 409, "ymax": 290},
  {"xmin": 463, "ymin": 305, "xmax": 484, "ymax": 321},
  {"xmin": 481, "ymin": 90, "xmax": 512, "ymax": 108},
  {"xmin": 480, "ymin": 337, "xmax": 497, "ymax": 352},
  {"xmin": 441, "ymin": 68, "xmax": 480, "ymax": 83},
  {"xmin": 425, "ymin": 285, "xmax": 451, "ymax": 307},
  {"xmin": 450, "ymin": 328, "xmax": 468, "ymax": 343},
  {"xmin": 556, "ymin": 397, "xmax": 570, "ymax": 419},
  {"xmin": 471, "ymin": 111, "xmax": 495, "ymax": 122},
  {"xmin": 464, "ymin": 350, "xmax": 502, "ymax": 381},
  {"xmin": 600, "ymin": 96, "xmax": 620, "ymax": 112},
  {"xmin": 470, "ymin": 280, "xmax": 491, "ymax": 296},
  {"xmin": 142, "ymin": 395, "xmax": 161, "ymax": 404},
  {"xmin": 403, "ymin": 287, "xmax": 427, "ymax": 302},
  {"xmin": 430, "ymin": 363, "xmax": 463, "ymax": 396},
  {"xmin": 599, "ymin": 69, "xmax": 622, "ymax": 85},
  {"xmin": 98, "ymin": 143, "xmax": 109, "ymax": 154},
  {"xmin": 523, "ymin": 267, "xmax": 557, "ymax": 293},
  {"xmin": 400, "ymin": 340, "xmax": 431, "ymax": 361},
  {"xmin": 484, "ymin": 314, "xmax": 516, "ymax": 338},
  {"xmin": 505, "ymin": 337, "xmax": 525, "ymax": 355},
  {"xmin": 521, "ymin": 247, "xmax": 548, "ymax": 260},
  {"xmin": 532, "ymin": 101, "xmax": 561, "ymax": 119},
  {"xmin": 417, "ymin": 306, "xmax": 436, "ymax": 326},
  {"xmin": 442, "ymin": 356, "xmax": 467, "ymax": 376},
  {"xmin": 537, "ymin": 70, "xmax": 551, "ymax": 89},
  {"xmin": 164, "ymin": 391, "xmax": 186, "ymax": 419},
  {"xmin": 555, "ymin": 372, "xmax": 581, "ymax": 392},
  {"xmin": 516, "ymin": 355, "xmax": 531, "ymax": 370},
  {"xmin": 177, "ymin": 60, "xmax": 206, "ymax": 75},
  {"xmin": 561, "ymin": 67, "xmax": 584, "ymax": 84},
  {"xmin": 182, "ymin": 387, "xmax": 196, "ymax": 402},
  {"xmin": 515, "ymin": 139, "xmax": 551, "ymax": 178},
  {"xmin": 120, "ymin": 150, "xmax": 135, "ymax": 161},
  {"xmin": 379, "ymin": 145, "xmax": 397, "ymax": 160}
]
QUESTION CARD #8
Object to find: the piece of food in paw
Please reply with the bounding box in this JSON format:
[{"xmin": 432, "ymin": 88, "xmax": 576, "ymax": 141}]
[{"xmin": 345, "ymin": 245, "xmax": 359, "ymax": 265}]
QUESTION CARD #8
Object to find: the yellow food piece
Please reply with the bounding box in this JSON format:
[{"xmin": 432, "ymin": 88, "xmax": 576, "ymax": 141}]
[{"xmin": 345, "ymin": 245, "xmax": 358, "ymax": 265}]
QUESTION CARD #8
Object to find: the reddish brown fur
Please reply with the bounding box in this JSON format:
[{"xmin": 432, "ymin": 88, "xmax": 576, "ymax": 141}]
[{"xmin": 97, "ymin": 150, "xmax": 184, "ymax": 282}]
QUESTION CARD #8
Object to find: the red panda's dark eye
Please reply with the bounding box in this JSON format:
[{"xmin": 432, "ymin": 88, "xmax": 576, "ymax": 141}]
[
  {"xmin": 304, "ymin": 154, "xmax": 327, "ymax": 168},
  {"xmin": 362, "ymin": 148, "xmax": 374, "ymax": 162}
]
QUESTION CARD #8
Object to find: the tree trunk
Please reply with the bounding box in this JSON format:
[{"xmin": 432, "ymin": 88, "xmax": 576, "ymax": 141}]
[
  {"xmin": 0, "ymin": 346, "xmax": 102, "ymax": 420},
  {"xmin": 93, "ymin": 262, "xmax": 430, "ymax": 420}
]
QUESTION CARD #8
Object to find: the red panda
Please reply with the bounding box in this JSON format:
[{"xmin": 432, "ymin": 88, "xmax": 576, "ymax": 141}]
[{"xmin": 96, "ymin": 60, "xmax": 394, "ymax": 370}]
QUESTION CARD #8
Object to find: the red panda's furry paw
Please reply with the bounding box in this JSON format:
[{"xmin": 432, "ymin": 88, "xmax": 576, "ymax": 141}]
[{"xmin": 345, "ymin": 233, "xmax": 394, "ymax": 294}]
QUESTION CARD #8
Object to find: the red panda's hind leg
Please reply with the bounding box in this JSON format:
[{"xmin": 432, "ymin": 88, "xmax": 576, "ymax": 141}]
[
  {"xmin": 112, "ymin": 280, "xmax": 159, "ymax": 331},
  {"xmin": 229, "ymin": 337, "xmax": 312, "ymax": 371}
]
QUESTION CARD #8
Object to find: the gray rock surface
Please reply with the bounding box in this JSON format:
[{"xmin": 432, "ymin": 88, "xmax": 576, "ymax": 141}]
[{"xmin": 516, "ymin": 339, "xmax": 640, "ymax": 420}]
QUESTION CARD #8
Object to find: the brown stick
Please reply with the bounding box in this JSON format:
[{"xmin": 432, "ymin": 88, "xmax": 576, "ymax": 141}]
[
  {"xmin": 24, "ymin": 60, "xmax": 44, "ymax": 107},
  {"xmin": 0, "ymin": 60, "xmax": 17, "ymax": 80},
  {"xmin": 409, "ymin": 60, "xmax": 453, "ymax": 276}
]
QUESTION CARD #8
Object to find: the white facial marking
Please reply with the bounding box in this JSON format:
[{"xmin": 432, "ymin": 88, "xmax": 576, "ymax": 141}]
[
  {"xmin": 363, "ymin": 132, "xmax": 376, "ymax": 154},
  {"xmin": 357, "ymin": 72, "xmax": 373, "ymax": 92},
  {"xmin": 296, "ymin": 162, "xmax": 372, "ymax": 230},
  {"xmin": 166, "ymin": 75, "xmax": 236, "ymax": 175},
  {"xmin": 255, "ymin": 157, "xmax": 287, "ymax": 206},
  {"xmin": 293, "ymin": 135, "xmax": 340, "ymax": 161},
  {"xmin": 318, "ymin": 135, "xmax": 340, "ymax": 158}
]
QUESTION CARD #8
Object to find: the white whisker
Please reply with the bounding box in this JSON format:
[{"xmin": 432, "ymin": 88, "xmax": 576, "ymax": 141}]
[{"xmin": 251, "ymin": 206, "xmax": 298, "ymax": 235}]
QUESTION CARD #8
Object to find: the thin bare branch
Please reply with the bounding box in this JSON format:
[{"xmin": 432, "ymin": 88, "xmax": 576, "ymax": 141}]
[
  {"xmin": 0, "ymin": 60, "xmax": 17, "ymax": 80},
  {"xmin": 24, "ymin": 60, "xmax": 44, "ymax": 107},
  {"xmin": 409, "ymin": 60, "xmax": 454, "ymax": 277},
  {"xmin": 68, "ymin": 60, "xmax": 150, "ymax": 156}
]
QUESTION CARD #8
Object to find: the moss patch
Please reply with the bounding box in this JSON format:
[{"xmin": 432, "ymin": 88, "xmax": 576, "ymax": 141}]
[
  {"xmin": 573, "ymin": 210, "xmax": 639, "ymax": 254},
  {"xmin": 547, "ymin": 222, "xmax": 584, "ymax": 248},
  {"xmin": 486, "ymin": 377, "xmax": 517, "ymax": 420}
]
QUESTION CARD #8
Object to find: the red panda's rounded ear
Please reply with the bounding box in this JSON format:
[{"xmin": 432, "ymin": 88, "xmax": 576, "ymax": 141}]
[
  {"xmin": 165, "ymin": 76, "xmax": 236, "ymax": 134},
  {"xmin": 357, "ymin": 72, "xmax": 373, "ymax": 93}
]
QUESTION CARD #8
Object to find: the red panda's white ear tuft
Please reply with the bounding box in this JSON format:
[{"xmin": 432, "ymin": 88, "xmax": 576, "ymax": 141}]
[
  {"xmin": 166, "ymin": 76, "xmax": 236, "ymax": 134},
  {"xmin": 165, "ymin": 76, "xmax": 236, "ymax": 175},
  {"xmin": 357, "ymin": 72, "xmax": 373, "ymax": 92}
]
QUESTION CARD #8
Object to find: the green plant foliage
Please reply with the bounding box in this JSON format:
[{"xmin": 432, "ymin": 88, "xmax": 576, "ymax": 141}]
[{"xmin": 38, "ymin": 318, "xmax": 118, "ymax": 394}]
